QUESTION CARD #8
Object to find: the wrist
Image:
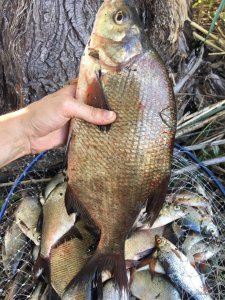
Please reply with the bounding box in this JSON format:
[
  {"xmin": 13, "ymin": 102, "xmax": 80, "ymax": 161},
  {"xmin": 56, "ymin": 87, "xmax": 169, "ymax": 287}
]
[{"xmin": 0, "ymin": 109, "xmax": 31, "ymax": 168}]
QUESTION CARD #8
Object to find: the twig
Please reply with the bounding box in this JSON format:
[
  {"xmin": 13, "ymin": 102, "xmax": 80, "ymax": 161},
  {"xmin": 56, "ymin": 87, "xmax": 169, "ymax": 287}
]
[
  {"xmin": 217, "ymin": 26, "xmax": 225, "ymax": 39},
  {"xmin": 208, "ymin": 52, "xmax": 225, "ymax": 56},
  {"xmin": 0, "ymin": 178, "xmax": 51, "ymax": 188},
  {"xmin": 175, "ymin": 156, "xmax": 225, "ymax": 175},
  {"xmin": 193, "ymin": 32, "xmax": 224, "ymax": 52},
  {"xmin": 178, "ymin": 128, "xmax": 225, "ymax": 140},
  {"xmin": 176, "ymin": 110, "xmax": 225, "ymax": 138},
  {"xmin": 177, "ymin": 99, "xmax": 225, "ymax": 130},
  {"xmin": 189, "ymin": 19, "xmax": 225, "ymax": 48},
  {"xmin": 174, "ymin": 46, "xmax": 204, "ymax": 94},
  {"xmin": 185, "ymin": 139, "xmax": 225, "ymax": 151}
]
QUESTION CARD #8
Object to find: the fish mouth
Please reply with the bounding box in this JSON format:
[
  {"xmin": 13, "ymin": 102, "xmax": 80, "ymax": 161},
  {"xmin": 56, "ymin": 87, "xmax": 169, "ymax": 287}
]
[{"xmin": 155, "ymin": 235, "xmax": 162, "ymax": 246}]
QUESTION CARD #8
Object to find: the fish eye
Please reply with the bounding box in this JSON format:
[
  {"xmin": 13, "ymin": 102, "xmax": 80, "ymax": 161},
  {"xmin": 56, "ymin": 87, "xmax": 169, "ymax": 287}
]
[
  {"xmin": 174, "ymin": 205, "xmax": 180, "ymax": 211},
  {"xmin": 155, "ymin": 236, "xmax": 162, "ymax": 244},
  {"xmin": 114, "ymin": 10, "xmax": 129, "ymax": 25}
]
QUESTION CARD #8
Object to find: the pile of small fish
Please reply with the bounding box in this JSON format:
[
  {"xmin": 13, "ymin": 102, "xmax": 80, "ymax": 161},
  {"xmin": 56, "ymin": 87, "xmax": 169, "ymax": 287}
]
[{"xmin": 1, "ymin": 171, "xmax": 222, "ymax": 299}]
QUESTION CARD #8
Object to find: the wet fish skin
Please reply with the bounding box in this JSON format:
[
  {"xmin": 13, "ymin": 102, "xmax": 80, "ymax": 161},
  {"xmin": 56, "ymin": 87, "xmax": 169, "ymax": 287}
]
[
  {"xmin": 32, "ymin": 245, "xmax": 40, "ymax": 262},
  {"xmin": 170, "ymin": 192, "xmax": 212, "ymax": 212},
  {"xmin": 34, "ymin": 181, "xmax": 76, "ymax": 279},
  {"xmin": 184, "ymin": 238, "xmax": 222, "ymax": 264},
  {"xmin": 125, "ymin": 227, "xmax": 164, "ymax": 261},
  {"xmin": 100, "ymin": 280, "xmax": 129, "ymax": 300},
  {"xmin": 15, "ymin": 195, "xmax": 41, "ymax": 245},
  {"xmin": 2, "ymin": 222, "xmax": 27, "ymax": 276},
  {"xmin": 43, "ymin": 171, "xmax": 66, "ymax": 201},
  {"xmin": 137, "ymin": 203, "xmax": 188, "ymax": 230},
  {"xmin": 155, "ymin": 236, "xmax": 212, "ymax": 300},
  {"xmin": 66, "ymin": 0, "xmax": 176, "ymax": 292},
  {"xmin": 131, "ymin": 270, "xmax": 181, "ymax": 300},
  {"xmin": 171, "ymin": 222, "xmax": 186, "ymax": 240},
  {"xmin": 151, "ymin": 203, "xmax": 188, "ymax": 229},
  {"xmin": 182, "ymin": 207, "xmax": 219, "ymax": 237},
  {"xmin": 182, "ymin": 233, "xmax": 204, "ymax": 256}
]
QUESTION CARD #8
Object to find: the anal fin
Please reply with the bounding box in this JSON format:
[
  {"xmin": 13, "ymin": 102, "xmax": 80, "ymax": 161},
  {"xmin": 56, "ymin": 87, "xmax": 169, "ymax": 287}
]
[{"xmin": 145, "ymin": 175, "xmax": 170, "ymax": 226}]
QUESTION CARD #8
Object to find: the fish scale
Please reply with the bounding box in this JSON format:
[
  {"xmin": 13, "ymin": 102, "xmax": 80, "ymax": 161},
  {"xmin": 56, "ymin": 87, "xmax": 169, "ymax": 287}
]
[{"xmin": 65, "ymin": 0, "xmax": 176, "ymax": 294}]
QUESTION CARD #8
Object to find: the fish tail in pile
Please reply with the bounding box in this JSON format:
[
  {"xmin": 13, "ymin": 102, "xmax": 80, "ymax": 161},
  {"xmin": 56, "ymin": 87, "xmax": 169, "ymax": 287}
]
[{"xmin": 63, "ymin": 248, "xmax": 128, "ymax": 299}]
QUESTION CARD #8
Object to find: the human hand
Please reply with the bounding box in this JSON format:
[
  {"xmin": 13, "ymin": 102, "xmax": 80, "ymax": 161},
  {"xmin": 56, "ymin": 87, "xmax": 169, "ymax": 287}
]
[{"xmin": 22, "ymin": 84, "xmax": 116, "ymax": 154}]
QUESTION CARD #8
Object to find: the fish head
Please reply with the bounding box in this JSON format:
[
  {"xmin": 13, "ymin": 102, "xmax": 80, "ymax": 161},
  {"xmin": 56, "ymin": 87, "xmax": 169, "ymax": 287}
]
[
  {"xmin": 88, "ymin": 0, "xmax": 148, "ymax": 67},
  {"xmin": 155, "ymin": 235, "xmax": 171, "ymax": 253},
  {"xmin": 202, "ymin": 219, "xmax": 219, "ymax": 237}
]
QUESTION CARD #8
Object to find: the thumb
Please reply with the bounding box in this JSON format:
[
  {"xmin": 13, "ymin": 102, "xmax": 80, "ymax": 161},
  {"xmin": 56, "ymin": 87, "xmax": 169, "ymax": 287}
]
[{"xmin": 64, "ymin": 98, "xmax": 116, "ymax": 125}]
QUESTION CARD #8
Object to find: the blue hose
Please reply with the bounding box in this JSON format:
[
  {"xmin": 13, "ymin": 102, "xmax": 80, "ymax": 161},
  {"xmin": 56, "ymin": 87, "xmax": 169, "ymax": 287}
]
[
  {"xmin": 0, "ymin": 151, "xmax": 47, "ymax": 222},
  {"xmin": 175, "ymin": 143, "xmax": 225, "ymax": 197}
]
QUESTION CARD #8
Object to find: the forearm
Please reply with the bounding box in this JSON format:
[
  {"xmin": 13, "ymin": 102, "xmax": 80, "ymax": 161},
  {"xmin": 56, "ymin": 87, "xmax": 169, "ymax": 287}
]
[{"xmin": 0, "ymin": 109, "xmax": 30, "ymax": 168}]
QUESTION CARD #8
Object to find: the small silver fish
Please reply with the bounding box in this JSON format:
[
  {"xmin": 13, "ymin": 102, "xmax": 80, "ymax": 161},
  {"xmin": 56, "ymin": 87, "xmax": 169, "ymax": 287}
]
[
  {"xmin": 187, "ymin": 240, "xmax": 221, "ymax": 264},
  {"xmin": 2, "ymin": 222, "xmax": 27, "ymax": 276},
  {"xmin": 15, "ymin": 194, "xmax": 41, "ymax": 245},
  {"xmin": 125, "ymin": 226, "xmax": 164, "ymax": 261},
  {"xmin": 4, "ymin": 261, "xmax": 32, "ymax": 299},
  {"xmin": 155, "ymin": 236, "xmax": 212, "ymax": 300},
  {"xmin": 182, "ymin": 207, "xmax": 219, "ymax": 237},
  {"xmin": 151, "ymin": 203, "xmax": 188, "ymax": 229},
  {"xmin": 131, "ymin": 271, "xmax": 181, "ymax": 300},
  {"xmin": 4, "ymin": 274, "xmax": 21, "ymax": 300},
  {"xmin": 134, "ymin": 199, "xmax": 189, "ymax": 230},
  {"xmin": 42, "ymin": 171, "xmax": 66, "ymax": 201},
  {"xmin": 171, "ymin": 222, "xmax": 186, "ymax": 240},
  {"xmin": 100, "ymin": 279, "xmax": 129, "ymax": 300},
  {"xmin": 34, "ymin": 182, "xmax": 76, "ymax": 279},
  {"xmin": 169, "ymin": 192, "xmax": 212, "ymax": 212},
  {"xmin": 182, "ymin": 233, "xmax": 204, "ymax": 256}
]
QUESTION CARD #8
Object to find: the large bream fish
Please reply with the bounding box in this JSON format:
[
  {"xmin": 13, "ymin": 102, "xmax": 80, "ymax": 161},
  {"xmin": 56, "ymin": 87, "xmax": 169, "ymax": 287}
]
[{"xmin": 65, "ymin": 0, "xmax": 176, "ymax": 293}]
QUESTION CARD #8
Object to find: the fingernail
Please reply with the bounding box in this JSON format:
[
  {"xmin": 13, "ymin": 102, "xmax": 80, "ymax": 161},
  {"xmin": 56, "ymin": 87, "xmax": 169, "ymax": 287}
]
[{"xmin": 104, "ymin": 110, "xmax": 116, "ymax": 120}]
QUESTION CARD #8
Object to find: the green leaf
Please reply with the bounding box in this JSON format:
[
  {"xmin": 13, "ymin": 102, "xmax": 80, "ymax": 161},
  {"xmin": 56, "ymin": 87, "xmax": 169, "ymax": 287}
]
[{"xmin": 206, "ymin": 0, "xmax": 225, "ymax": 39}]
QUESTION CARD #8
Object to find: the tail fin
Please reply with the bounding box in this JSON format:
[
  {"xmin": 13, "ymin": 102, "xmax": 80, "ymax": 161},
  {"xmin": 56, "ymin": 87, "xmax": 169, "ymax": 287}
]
[{"xmin": 63, "ymin": 249, "xmax": 128, "ymax": 299}]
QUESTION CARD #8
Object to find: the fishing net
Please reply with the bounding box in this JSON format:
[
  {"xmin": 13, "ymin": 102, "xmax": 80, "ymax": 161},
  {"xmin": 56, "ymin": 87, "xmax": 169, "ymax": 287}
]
[{"xmin": 0, "ymin": 147, "xmax": 224, "ymax": 299}]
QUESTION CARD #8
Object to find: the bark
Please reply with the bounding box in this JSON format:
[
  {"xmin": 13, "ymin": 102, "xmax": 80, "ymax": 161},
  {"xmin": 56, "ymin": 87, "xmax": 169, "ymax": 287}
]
[{"xmin": 0, "ymin": 0, "xmax": 190, "ymax": 114}]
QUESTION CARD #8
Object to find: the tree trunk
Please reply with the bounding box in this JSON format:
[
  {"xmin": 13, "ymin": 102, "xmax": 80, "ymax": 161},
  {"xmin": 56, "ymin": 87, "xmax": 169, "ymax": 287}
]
[{"xmin": 0, "ymin": 0, "xmax": 190, "ymax": 114}]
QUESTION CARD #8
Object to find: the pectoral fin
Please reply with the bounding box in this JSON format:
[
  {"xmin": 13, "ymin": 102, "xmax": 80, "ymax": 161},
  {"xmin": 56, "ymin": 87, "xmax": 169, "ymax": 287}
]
[{"xmin": 86, "ymin": 71, "xmax": 112, "ymax": 132}]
